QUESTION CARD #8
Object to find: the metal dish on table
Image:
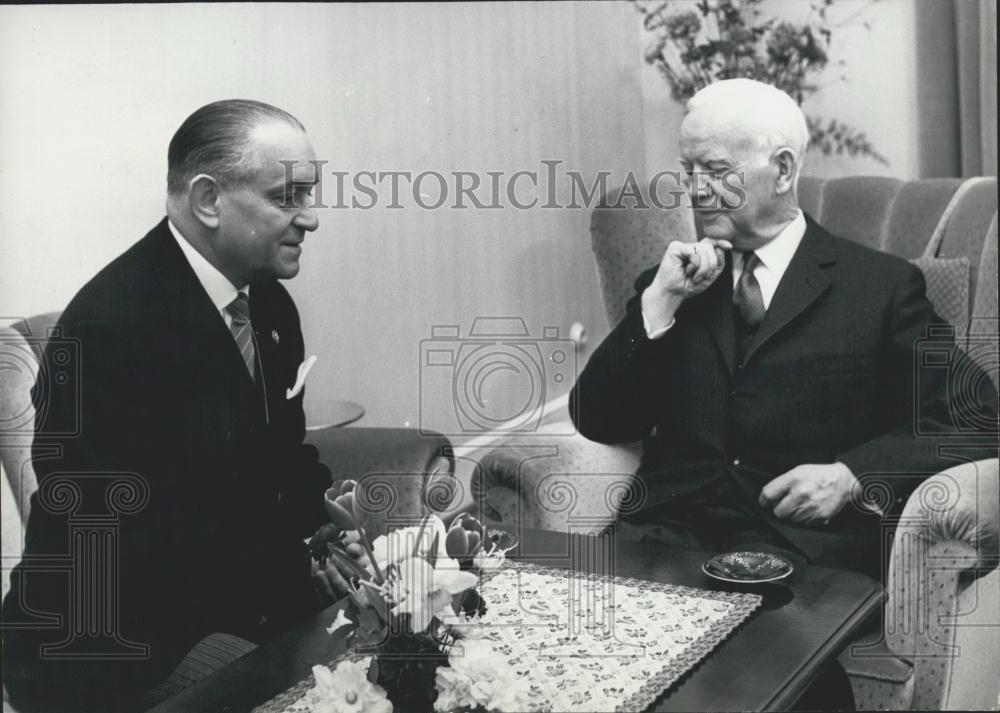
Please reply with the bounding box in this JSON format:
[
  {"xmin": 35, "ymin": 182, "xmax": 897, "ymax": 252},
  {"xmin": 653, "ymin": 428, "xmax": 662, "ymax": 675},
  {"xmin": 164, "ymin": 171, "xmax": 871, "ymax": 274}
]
[{"xmin": 702, "ymin": 551, "xmax": 794, "ymax": 584}]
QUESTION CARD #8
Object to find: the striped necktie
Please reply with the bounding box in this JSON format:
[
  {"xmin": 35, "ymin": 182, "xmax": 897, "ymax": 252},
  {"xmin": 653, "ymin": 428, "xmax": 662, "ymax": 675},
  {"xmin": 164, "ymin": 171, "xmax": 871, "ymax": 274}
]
[
  {"xmin": 226, "ymin": 293, "xmax": 256, "ymax": 381},
  {"xmin": 734, "ymin": 251, "xmax": 766, "ymax": 332}
]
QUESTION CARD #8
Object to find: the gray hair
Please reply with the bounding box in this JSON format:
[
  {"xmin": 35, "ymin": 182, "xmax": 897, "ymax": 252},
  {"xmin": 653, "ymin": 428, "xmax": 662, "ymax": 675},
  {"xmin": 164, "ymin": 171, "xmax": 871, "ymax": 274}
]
[
  {"xmin": 686, "ymin": 79, "xmax": 809, "ymax": 167},
  {"xmin": 167, "ymin": 99, "xmax": 305, "ymax": 195}
]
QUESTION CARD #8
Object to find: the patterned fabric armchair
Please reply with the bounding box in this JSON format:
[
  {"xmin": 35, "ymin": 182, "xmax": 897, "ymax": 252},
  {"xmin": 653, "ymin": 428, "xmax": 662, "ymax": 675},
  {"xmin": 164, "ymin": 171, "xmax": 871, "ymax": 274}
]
[
  {"xmin": 1, "ymin": 313, "xmax": 455, "ymax": 709},
  {"xmin": 473, "ymin": 176, "xmax": 999, "ymax": 710}
]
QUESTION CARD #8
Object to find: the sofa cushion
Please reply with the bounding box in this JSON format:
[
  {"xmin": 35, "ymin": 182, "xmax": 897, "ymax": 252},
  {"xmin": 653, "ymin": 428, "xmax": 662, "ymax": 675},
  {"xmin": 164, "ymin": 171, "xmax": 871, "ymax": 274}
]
[
  {"xmin": 133, "ymin": 632, "xmax": 258, "ymax": 709},
  {"xmin": 909, "ymin": 256, "xmax": 971, "ymax": 334}
]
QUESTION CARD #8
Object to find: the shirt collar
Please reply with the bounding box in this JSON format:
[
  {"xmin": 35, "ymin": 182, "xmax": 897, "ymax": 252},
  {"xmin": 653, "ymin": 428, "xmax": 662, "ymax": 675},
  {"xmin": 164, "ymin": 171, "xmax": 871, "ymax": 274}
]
[
  {"xmin": 752, "ymin": 210, "xmax": 806, "ymax": 277},
  {"xmin": 168, "ymin": 219, "xmax": 249, "ymax": 313}
]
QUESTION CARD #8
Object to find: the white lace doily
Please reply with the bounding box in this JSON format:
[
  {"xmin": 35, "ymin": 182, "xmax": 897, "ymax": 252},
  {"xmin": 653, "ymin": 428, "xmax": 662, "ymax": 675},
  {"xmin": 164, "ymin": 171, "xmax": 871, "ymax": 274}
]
[{"xmin": 258, "ymin": 561, "xmax": 761, "ymax": 712}]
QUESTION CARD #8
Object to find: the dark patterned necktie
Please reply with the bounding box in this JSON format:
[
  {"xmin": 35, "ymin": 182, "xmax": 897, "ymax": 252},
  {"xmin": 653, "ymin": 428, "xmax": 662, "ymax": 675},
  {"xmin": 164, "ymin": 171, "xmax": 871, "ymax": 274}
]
[
  {"xmin": 734, "ymin": 251, "xmax": 766, "ymax": 331},
  {"xmin": 226, "ymin": 293, "xmax": 256, "ymax": 381}
]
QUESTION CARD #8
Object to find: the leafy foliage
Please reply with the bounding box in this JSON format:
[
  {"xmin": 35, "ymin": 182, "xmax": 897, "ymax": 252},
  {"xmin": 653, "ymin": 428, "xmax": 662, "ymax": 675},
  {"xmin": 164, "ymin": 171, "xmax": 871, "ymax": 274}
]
[{"xmin": 634, "ymin": 0, "xmax": 888, "ymax": 165}]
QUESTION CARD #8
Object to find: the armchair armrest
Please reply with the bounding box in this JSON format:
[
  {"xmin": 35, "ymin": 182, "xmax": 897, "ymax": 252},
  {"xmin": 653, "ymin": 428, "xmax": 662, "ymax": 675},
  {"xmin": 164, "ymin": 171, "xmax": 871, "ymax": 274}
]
[
  {"xmin": 472, "ymin": 434, "xmax": 642, "ymax": 534},
  {"xmin": 884, "ymin": 458, "xmax": 999, "ymax": 710},
  {"xmin": 305, "ymin": 427, "xmax": 455, "ymax": 531}
]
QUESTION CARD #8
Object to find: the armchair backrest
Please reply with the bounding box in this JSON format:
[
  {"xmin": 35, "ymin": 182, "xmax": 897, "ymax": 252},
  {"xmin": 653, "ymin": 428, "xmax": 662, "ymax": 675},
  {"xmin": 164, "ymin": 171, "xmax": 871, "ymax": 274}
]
[
  {"xmin": 590, "ymin": 178, "xmax": 695, "ymax": 326},
  {"xmin": 969, "ymin": 214, "xmax": 999, "ymax": 390},
  {"xmin": 590, "ymin": 176, "xmax": 997, "ymax": 356},
  {"xmin": 1, "ymin": 323, "xmax": 45, "ymax": 601},
  {"xmin": 1, "ymin": 312, "xmax": 62, "ymax": 522}
]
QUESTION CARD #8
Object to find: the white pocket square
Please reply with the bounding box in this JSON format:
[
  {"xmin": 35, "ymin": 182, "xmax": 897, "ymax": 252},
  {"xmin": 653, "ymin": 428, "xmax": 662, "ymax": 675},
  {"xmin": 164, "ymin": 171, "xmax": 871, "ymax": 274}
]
[{"xmin": 286, "ymin": 355, "xmax": 317, "ymax": 399}]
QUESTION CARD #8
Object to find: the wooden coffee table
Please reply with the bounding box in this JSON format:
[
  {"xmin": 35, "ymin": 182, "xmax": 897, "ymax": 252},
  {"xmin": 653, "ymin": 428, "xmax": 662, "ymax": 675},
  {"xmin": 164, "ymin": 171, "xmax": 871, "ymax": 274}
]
[{"xmin": 149, "ymin": 528, "xmax": 882, "ymax": 712}]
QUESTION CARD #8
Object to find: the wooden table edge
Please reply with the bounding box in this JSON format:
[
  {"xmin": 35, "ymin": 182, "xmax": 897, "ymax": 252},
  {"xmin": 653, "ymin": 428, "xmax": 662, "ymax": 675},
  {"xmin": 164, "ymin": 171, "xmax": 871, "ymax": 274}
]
[{"xmin": 762, "ymin": 584, "xmax": 885, "ymax": 711}]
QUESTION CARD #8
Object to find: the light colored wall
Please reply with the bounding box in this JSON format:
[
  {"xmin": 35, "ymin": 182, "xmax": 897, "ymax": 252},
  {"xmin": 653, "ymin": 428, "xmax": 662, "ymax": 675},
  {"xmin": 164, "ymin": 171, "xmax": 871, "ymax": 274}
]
[
  {"xmin": 639, "ymin": 0, "xmax": 926, "ymax": 180},
  {"xmin": 0, "ymin": 2, "xmax": 646, "ymax": 433},
  {"xmin": 1, "ymin": 1, "xmax": 958, "ymax": 438},
  {"xmin": 777, "ymin": 0, "xmax": 921, "ymax": 179}
]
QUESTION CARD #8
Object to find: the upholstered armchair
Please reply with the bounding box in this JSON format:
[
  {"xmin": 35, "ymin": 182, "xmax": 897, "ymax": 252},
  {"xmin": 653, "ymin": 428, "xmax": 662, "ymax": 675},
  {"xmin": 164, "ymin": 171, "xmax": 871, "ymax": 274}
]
[
  {"xmin": 473, "ymin": 176, "xmax": 999, "ymax": 711},
  {"xmin": 1, "ymin": 313, "xmax": 455, "ymax": 709}
]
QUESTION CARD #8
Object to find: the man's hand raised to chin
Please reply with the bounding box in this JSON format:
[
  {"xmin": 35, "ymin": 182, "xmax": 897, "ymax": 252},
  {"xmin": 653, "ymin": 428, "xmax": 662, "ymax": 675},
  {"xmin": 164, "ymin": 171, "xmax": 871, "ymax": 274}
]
[
  {"xmin": 642, "ymin": 238, "xmax": 732, "ymax": 332},
  {"xmin": 759, "ymin": 463, "xmax": 860, "ymax": 525}
]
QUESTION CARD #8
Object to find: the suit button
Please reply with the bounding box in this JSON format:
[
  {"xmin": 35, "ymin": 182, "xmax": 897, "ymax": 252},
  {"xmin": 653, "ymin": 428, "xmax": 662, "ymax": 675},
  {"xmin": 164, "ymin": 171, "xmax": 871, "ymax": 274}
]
[{"xmin": 732, "ymin": 458, "xmax": 741, "ymax": 466}]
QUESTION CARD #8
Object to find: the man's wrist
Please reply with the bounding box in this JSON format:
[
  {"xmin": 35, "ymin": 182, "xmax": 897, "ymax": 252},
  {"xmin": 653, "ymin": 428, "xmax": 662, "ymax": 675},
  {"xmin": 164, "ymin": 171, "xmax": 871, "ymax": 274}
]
[
  {"xmin": 641, "ymin": 285, "xmax": 683, "ymax": 336},
  {"xmin": 835, "ymin": 461, "xmax": 880, "ymax": 516}
]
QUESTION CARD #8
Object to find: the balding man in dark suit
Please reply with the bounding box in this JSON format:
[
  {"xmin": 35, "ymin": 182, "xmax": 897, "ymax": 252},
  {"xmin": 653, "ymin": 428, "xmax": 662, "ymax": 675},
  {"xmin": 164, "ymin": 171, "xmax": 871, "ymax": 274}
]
[{"xmin": 3, "ymin": 100, "xmax": 335, "ymax": 711}]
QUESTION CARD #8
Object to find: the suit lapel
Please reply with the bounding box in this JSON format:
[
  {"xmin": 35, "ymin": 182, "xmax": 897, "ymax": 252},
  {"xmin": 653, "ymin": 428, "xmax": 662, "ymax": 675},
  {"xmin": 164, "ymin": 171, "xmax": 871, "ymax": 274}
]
[
  {"xmin": 704, "ymin": 253, "xmax": 738, "ymax": 379},
  {"xmin": 742, "ymin": 218, "xmax": 836, "ymax": 365},
  {"xmin": 147, "ymin": 220, "xmax": 266, "ymax": 413}
]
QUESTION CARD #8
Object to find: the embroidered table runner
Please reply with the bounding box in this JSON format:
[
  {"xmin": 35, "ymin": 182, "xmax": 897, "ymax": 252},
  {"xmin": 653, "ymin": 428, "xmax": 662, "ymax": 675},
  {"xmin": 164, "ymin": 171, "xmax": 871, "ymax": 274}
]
[{"xmin": 259, "ymin": 562, "xmax": 761, "ymax": 712}]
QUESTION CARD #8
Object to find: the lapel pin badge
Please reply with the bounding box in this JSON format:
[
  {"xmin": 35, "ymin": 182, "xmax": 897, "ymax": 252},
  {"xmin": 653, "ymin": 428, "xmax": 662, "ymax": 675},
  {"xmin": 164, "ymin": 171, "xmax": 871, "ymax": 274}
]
[{"xmin": 272, "ymin": 329, "xmax": 280, "ymax": 343}]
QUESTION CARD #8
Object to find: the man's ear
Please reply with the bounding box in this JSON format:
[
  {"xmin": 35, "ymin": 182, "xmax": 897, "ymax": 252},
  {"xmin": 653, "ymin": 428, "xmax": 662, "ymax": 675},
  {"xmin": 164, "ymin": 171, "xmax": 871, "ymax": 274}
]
[
  {"xmin": 772, "ymin": 147, "xmax": 798, "ymax": 196},
  {"xmin": 188, "ymin": 174, "xmax": 222, "ymax": 229}
]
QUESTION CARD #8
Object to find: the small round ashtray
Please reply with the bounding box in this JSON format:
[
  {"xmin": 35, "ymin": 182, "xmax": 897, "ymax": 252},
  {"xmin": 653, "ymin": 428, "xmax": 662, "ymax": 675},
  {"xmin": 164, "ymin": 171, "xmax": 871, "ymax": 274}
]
[{"xmin": 702, "ymin": 551, "xmax": 794, "ymax": 584}]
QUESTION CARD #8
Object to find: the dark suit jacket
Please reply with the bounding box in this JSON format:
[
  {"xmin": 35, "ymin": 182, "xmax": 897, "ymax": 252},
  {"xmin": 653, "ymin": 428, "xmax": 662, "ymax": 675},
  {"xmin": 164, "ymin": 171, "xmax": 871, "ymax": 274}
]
[
  {"xmin": 2, "ymin": 218, "xmax": 331, "ymax": 711},
  {"xmin": 570, "ymin": 215, "xmax": 997, "ymax": 574}
]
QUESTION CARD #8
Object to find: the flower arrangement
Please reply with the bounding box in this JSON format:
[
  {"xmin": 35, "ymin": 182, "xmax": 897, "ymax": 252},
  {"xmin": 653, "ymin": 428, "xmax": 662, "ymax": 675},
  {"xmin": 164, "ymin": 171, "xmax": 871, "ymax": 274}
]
[
  {"xmin": 306, "ymin": 479, "xmax": 522, "ymax": 713},
  {"xmin": 633, "ymin": 0, "xmax": 888, "ymax": 165}
]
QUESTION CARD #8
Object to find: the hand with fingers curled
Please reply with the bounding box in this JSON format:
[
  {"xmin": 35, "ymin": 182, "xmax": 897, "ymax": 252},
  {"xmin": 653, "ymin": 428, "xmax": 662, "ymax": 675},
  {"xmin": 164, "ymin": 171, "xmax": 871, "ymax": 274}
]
[
  {"xmin": 308, "ymin": 479, "xmax": 374, "ymax": 600},
  {"xmin": 310, "ymin": 528, "xmax": 372, "ymax": 600},
  {"xmin": 758, "ymin": 462, "xmax": 860, "ymax": 526},
  {"xmin": 642, "ymin": 237, "xmax": 732, "ymax": 331}
]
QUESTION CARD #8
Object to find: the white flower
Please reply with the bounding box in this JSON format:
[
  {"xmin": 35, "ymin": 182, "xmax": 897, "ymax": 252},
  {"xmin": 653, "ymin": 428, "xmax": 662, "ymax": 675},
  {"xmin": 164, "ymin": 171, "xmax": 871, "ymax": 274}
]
[
  {"xmin": 447, "ymin": 638, "xmax": 496, "ymax": 681},
  {"xmin": 472, "ymin": 549, "xmax": 505, "ymax": 571},
  {"xmin": 389, "ymin": 555, "xmax": 478, "ymax": 633},
  {"xmin": 433, "ymin": 664, "xmax": 476, "ymax": 712},
  {"xmin": 370, "ymin": 515, "xmax": 448, "ymax": 572},
  {"xmin": 472, "ymin": 536, "xmax": 515, "ymax": 571},
  {"xmin": 434, "ymin": 640, "xmax": 541, "ymax": 712},
  {"xmin": 306, "ymin": 660, "xmax": 391, "ymax": 713},
  {"xmin": 325, "ymin": 609, "xmax": 353, "ymax": 636},
  {"xmin": 488, "ymin": 679, "xmax": 538, "ymax": 713}
]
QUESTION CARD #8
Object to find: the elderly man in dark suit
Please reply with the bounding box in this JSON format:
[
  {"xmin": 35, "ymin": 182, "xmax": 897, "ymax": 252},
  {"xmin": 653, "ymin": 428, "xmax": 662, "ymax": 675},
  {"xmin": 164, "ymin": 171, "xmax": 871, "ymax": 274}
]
[
  {"xmin": 571, "ymin": 79, "xmax": 997, "ymax": 580},
  {"xmin": 2, "ymin": 100, "xmax": 346, "ymax": 711}
]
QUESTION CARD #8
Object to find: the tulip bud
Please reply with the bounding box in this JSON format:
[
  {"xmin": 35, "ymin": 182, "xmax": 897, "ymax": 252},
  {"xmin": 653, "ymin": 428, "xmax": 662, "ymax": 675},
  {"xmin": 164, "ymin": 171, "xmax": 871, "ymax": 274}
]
[
  {"xmin": 446, "ymin": 526, "xmax": 469, "ymax": 561},
  {"xmin": 466, "ymin": 530, "xmax": 482, "ymax": 555},
  {"xmin": 339, "ymin": 479, "xmax": 357, "ymax": 496},
  {"xmin": 446, "ymin": 515, "xmax": 486, "ymax": 568},
  {"xmin": 349, "ymin": 485, "xmax": 371, "ymax": 530},
  {"xmin": 324, "ymin": 488, "xmax": 356, "ymax": 530},
  {"xmin": 458, "ymin": 514, "xmax": 482, "ymax": 532}
]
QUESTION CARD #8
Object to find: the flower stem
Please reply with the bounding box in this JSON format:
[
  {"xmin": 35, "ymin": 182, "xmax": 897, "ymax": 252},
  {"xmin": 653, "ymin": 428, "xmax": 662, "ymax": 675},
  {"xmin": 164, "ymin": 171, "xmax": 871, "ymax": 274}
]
[{"xmin": 357, "ymin": 524, "xmax": 385, "ymax": 584}]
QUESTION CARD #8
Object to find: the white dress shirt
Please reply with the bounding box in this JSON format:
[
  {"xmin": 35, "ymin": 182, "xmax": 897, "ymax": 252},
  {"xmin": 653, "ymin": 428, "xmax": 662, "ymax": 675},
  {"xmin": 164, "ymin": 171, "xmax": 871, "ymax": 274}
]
[
  {"xmin": 168, "ymin": 220, "xmax": 249, "ymax": 328},
  {"xmin": 643, "ymin": 210, "xmax": 807, "ymax": 339}
]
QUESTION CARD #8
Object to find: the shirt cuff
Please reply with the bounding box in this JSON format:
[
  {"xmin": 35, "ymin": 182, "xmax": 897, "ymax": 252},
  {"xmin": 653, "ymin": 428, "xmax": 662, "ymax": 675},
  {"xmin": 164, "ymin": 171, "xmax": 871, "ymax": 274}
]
[{"xmin": 642, "ymin": 310, "xmax": 675, "ymax": 340}]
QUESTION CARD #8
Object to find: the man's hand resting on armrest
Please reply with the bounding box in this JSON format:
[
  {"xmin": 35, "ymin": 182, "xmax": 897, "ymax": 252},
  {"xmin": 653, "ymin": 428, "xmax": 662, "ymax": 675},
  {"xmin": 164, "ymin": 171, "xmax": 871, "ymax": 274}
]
[{"xmin": 759, "ymin": 462, "xmax": 860, "ymax": 525}]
